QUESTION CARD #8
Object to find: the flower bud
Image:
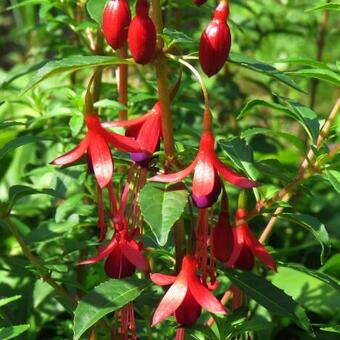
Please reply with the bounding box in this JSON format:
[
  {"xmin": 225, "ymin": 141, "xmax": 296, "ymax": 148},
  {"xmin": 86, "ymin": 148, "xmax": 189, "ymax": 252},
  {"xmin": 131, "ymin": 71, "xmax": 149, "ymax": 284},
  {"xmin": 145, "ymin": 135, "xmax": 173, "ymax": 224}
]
[
  {"xmin": 199, "ymin": 1, "xmax": 231, "ymax": 77},
  {"xmin": 102, "ymin": 0, "xmax": 131, "ymax": 50},
  {"xmin": 193, "ymin": 0, "xmax": 208, "ymax": 6},
  {"xmin": 128, "ymin": 0, "xmax": 156, "ymax": 64}
]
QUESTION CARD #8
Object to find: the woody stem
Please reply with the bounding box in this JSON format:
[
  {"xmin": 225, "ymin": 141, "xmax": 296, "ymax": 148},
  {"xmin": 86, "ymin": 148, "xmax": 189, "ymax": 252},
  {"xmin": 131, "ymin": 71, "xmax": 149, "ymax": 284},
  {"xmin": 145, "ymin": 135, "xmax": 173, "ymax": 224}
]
[
  {"xmin": 151, "ymin": 0, "xmax": 185, "ymax": 270},
  {"xmin": 258, "ymin": 97, "xmax": 340, "ymax": 243},
  {"xmin": 207, "ymin": 97, "xmax": 339, "ymax": 327}
]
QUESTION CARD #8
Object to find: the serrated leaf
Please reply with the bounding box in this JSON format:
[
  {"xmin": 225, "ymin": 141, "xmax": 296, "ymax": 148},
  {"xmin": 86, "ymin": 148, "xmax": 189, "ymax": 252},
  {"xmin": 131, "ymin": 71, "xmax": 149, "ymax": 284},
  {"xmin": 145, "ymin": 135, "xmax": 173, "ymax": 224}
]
[
  {"xmin": 278, "ymin": 262, "xmax": 340, "ymax": 291},
  {"xmin": 0, "ymin": 325, "xmax": 30, "ymax": 340},
  {"xmin": 219, "ymin": 137, "xmax": 258, "ymax": 180},
  {"xmin": 87, "ymin": 0, "xmax": 107, "ymax": 25},
  {"xmin": 229, "ymin": 52, "xmax": 304, "ymax": 92},
  {"xmin": 0, "ymin": 295, "xmax": 21, "ymax": 307},
  {"xmin": 224, "ymin": 269, "xmax": 313, "ymax": 334},
  {"xmin": 138, "ymin": 183, "xmax": 189, "ymax": 246},
  {"xmin": 73, "ymin": 279, "xmax": 149, "ymax": 340},
  {"xmin": 279, "ymin": 213, "xmax": 330, "ymax": 264},
  {"xmin": 24, "ymin": 55, "xmax": 134, "ymax": 92},
  {"xmin": 0, "ymin": 135, "xmax": 52, "ymax": 160}
]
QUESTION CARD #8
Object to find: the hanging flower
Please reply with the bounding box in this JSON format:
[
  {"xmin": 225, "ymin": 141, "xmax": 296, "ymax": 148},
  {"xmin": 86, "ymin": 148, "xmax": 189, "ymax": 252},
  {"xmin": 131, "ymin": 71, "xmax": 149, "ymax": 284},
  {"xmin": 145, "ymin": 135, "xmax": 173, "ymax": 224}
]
[
  {"xmin": 211, "ymin": 192, "xmax": 234, "ymax": 262},
  {"xmin": 51, "ymin": 113, "xmax": 141, "ymax": 188},
  {"xmin": 149, "ymin": 131, "xmax": 257, "ymax": 208},
  {"xmin": 103, "ymin": 102, "xmax": 162, "ymax": 166},
  {"xmin": 79, "ymin": 228, "xmax": 149, "ymax": 279},
  {"xmin": 151, "ymin": 255, "xmax": 226, "ymax": 327},
  {"xmin": 227, "ymin": 208, "xmax": 276, "ymax": 271},
  {"xmin": 193, "ymin": 0, "xmax": 208, "ymax": 6},
  {"xmin": 128, "ymin": 0, "xmax": 156, "ymax": 64},
  {"xmin": 199, "ymin": 1, "xmax": 231, "ymax": 77},
  {"xmin": 102, "ymin": 0, "xmax": 131, "ymax": 50}
]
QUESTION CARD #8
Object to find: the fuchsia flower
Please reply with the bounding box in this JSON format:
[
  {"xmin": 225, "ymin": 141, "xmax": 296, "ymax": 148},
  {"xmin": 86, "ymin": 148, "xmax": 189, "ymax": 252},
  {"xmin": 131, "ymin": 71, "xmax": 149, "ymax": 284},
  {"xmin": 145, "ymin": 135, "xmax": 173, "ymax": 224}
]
[
  {"xmin": 199, "ymin": 1, "xmax": 231, "ymax": 77},
  {"xmin": 80, "ymin": 228, "xmax": 149, "ymax": 279},
  {"xmin": 193, "ymin": 0, "xmax": 208, "ymax": 6},
  {"xmin": 211, "ymin": 194, "xmax": 234, "ymax": 262},
  {"xmin": 103, "ymin": 102, "xmax": 162, "ymax": 166},
  {"xmin": 102, "ymin": 0, "xmax": 131, "ymax": 50},
  {"xmin": 150, "ymin": 131, "xmax": 257, "ymax": 208},
  {"xmin": 51, "ymin": 113, "xmax": 141, "ymax": 188},
  {"xmin": 128, "ymin": 0, "xmax": 156, "ymax": 64},
  {"xmin": 151, "ymin": 255, "xmax": 226, "ymax": 327},
  {"xmin": 227, "ymin": 209, "xmax": 277, "ymax": 271}
]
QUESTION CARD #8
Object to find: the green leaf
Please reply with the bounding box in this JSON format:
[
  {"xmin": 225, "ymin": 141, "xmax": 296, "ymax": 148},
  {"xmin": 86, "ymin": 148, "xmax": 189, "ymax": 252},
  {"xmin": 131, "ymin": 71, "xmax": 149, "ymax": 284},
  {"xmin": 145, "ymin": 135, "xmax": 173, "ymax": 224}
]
[
  {"xmin": 8, "ymin": 185, "xmax": 59, "ymax": 211},
  {"xmin": 279, "ymin": 213, "xmax": 330, "ymax": 264},
  {"xmin": 229, "ymin": 52, "xmax": 304, "ymax": 92},
  {"xmin": 162, "ymin": 28, "xmax": 194, "ymax": 48},
  {"xmin": 279, "ymin": 262, "xmax": 340, "ymax": 291},
  {"xmin": 325, "ymin": 170, "xmax": 340, "ymax": 193},
  {"xmin": 138, "ymin": 183, "xmax": 189, "ymax": 246},
  {"xmin": 218, "ymin": 137, "xmax": 258, "ymax": 180},
  {"xmin": 320, "ymin": 325, "xmax": 340, "ymax": 333},
  {"xmin": 238, "ymin": 99, "xmax": 320, "ymax": 143},
  {"xmin": 69, "ymin": 114, "xmax": 84, "ymax": 137},
  {"xmin": 87, "ymin": 0, "xmax": 107, "ymax": 25},
  {"xmin": 277, "ymin": 58, "xmax": 334, "ymax": 70},
  {"xmin": 284, "ymin": 99, "xmax": 320, "ymax": 143},
  {"xmin": 94, "ymin": 99, "xmax": 127, "ymax": 110},
  {"xmin": 306, "ymin": 2, "xmax": 340, "ymax": 13},
  {"xmin": 224, "ymin": 269, "xmax": 313, "ymax": 334},
  {"xmin": 286, "ymin": 68, "xmax": 340, "ymax": 87},
  {"xmin": 73, "ymin": 278, "xmax": 149, "ymax": 340},
  {"xmin": 24, "ymin": 55, "xmax": 134, "ymax": 92},
  {"xmin": 0, "ymin": 121, "xmax": 25, "ymax": 129},
  {"xmin": 0, "ymin": 135, "xmax": 51, "ymax": 160},
  {"xmin": 0, "ymin": 325, "xmax": 30, "ymax": 340},
  {"xmin": 0, "ymin": 295, "xmax": 22, "ymax": 307}
]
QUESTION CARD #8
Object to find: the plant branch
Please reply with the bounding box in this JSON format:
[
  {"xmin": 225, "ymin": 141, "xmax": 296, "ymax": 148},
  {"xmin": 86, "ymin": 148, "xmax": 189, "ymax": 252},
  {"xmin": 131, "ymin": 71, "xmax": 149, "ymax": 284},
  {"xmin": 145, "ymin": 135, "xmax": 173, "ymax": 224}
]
[
  {"xmin": 207, "ymin": 98, "xmax": 339, "ymax": 326},
  {"xmin": 3, "ymin": 215, "xmax": 77, "ymax": 306},
  {"xmin": 310, "ymin": 0, "xmax": 331, "ymax": 109},
  {"xmin": 151, "ymin": 0, "xmax": 184, "ymax": 270},
  {"xmin": 117, "ymin": 45, "xmax": 128, "ymax": 120}
]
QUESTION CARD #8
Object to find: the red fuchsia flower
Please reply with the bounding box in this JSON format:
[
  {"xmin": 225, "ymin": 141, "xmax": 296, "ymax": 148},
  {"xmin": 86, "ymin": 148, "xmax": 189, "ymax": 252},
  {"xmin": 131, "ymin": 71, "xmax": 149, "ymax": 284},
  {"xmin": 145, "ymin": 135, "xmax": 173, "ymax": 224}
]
[
  {"xmin": 51, "ymin": 113, "xmax": 141, "ymax": 188},
  {"xmin": 128, "ymin": 0, "xmax": 156, "ymax": 65},
  {"xmin": 211, "ymin": 192, "xmax": 234, "ymax": 262},
  {"xmin": 103, "ymin": 102, "xmax": 162, "ymax": 166},
  {"xmin": 227, "ymin": 208, "xmax": 277, "ymax": 271},
  {"xmin": 79, "ymin": 228, "xmax": 149, "ymax": 279},
  {"xmin": 193, "ymin": 0, "xmax": 208, "ymax": 5},
  {"xmin": 102, "ymin": 0, "xmax": 131, "ymax": 50},
  {"xmin": 199, "ymin": 0, "xmax": 231, "ymax": 77},
  {"xmin": 150, "ymin": 255, "xmax": 226, "ymax": 327},
  {"xmin": 149, "ymin": 131, "xmax": 257, "ymax": 208}
]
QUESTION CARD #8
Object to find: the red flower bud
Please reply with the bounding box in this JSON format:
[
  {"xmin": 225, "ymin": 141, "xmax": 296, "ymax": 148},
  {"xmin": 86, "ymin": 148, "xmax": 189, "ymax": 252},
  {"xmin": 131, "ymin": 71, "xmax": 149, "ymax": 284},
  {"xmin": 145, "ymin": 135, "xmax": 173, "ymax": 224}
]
[
  {"xmin": 128, "ymin": 0, "xmax": 156, "ymax": 64},
  {"xmin": 193, "ymin": 0, "xmax": 208, "ymax": 6},
  {"xmin": 102, "ymin": 0, "xmax": 131, "ymax": 50},
  {"xmin": 199, "ymin": 1, "xmax": 231, "ymax": 77}
]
